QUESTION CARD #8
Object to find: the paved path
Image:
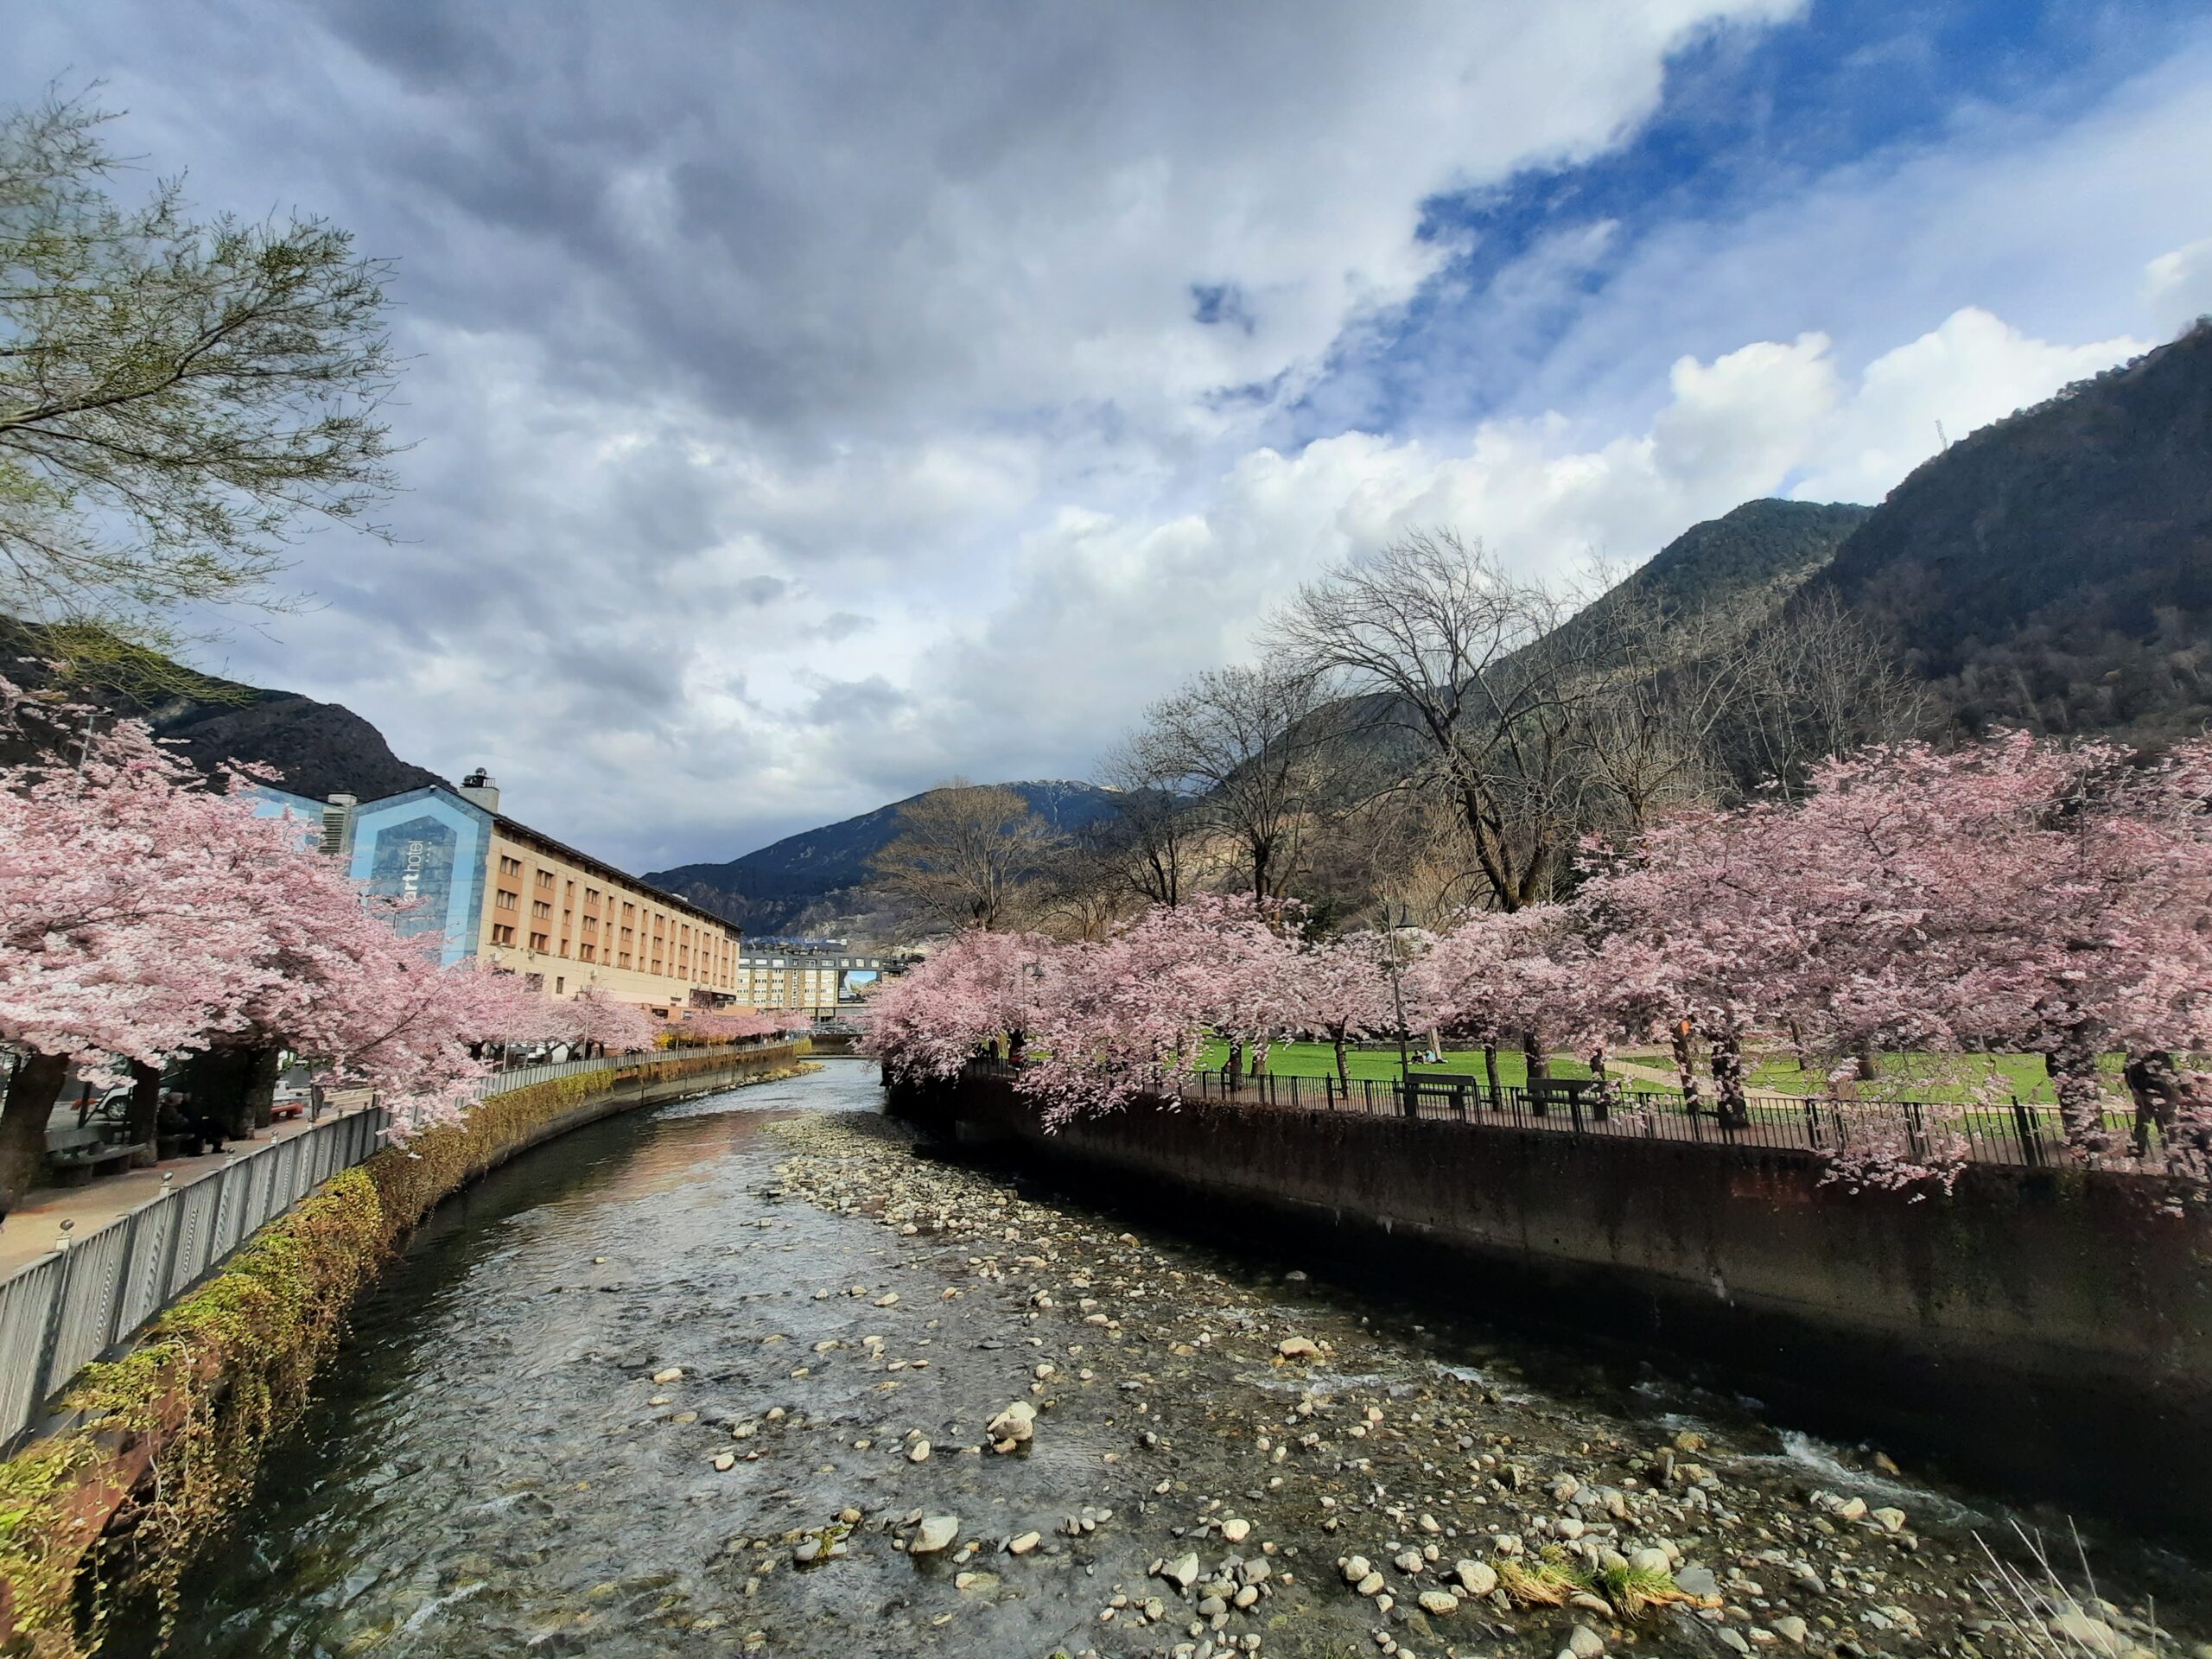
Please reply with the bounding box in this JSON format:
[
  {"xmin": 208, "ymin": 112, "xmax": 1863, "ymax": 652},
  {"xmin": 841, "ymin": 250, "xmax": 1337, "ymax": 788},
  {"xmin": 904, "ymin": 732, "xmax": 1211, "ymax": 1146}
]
[{"xmin": 0, "ymin": 1106, "xmax": 378, "ymax": 1279}]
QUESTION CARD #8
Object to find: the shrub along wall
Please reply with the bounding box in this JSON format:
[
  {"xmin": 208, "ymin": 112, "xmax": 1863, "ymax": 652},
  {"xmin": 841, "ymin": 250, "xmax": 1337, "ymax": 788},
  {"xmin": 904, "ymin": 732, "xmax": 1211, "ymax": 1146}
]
[{"xmin": 0, "ymin": 1041, "xmax": 814, "ymax": 1656}]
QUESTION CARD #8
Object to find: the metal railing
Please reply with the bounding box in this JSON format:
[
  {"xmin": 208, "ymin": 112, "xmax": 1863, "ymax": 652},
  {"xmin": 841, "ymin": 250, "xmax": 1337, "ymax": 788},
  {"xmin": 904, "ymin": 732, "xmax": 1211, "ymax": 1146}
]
[
  {"xmin": 962, "ymin": 1058, "xmax": 2158, "ymax": 1172},
  {"xmin": 0, "ymin": 1106, "xmax": 389, "ymax": 1443},
  {"xmin": 0, "ymin": 1039, "xmax": 785, "ymax": 1444}
]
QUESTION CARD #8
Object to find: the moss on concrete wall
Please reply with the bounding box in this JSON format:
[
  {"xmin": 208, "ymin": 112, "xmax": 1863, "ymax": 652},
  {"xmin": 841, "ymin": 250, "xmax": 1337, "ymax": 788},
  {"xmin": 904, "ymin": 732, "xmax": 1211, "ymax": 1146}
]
[{"xmin": 0, "ymin": 1042, "xmax": 815, "ymax": 1656}]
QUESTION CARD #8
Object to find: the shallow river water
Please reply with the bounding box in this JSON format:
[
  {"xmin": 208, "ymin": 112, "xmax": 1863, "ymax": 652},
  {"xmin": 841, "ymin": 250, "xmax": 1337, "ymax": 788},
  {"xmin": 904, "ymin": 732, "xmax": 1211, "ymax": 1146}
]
[{"xmin": 150, "ymin": 1063, "xmax": 2208, "ymax": 1659}]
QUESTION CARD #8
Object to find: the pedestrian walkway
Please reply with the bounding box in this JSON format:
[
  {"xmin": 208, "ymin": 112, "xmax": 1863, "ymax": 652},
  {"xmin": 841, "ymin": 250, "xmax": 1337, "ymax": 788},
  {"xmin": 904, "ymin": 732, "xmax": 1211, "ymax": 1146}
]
[{"xmin": 0, "ymin": 1106, "xmax": 378, "ymax": 1279}]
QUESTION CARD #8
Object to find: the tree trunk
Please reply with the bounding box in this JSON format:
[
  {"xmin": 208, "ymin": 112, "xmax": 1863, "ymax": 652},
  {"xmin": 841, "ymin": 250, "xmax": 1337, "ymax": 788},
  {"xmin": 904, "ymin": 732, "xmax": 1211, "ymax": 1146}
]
[
  {"xmin": 0, "ymin": 1052, "xmax": 70, "ymax": 1209},
  {"xmin": 1482, "ymin": 1044, "xmax": 1501, "ymax": 1109},
  {"xmin": 127, "ymin": 1060, "xmax": 162, "ymax": 1164},
  {"xmin": 1670, "ymin": 1017, "xmax": 1704, "ymax": 1109},
  {"xmin": 1588, "ymin": 1046, "xmax": 1618, "ymax": 1116},
  {"xmin": 1707, "ymin": 1009, "xmax": 1749, "ymax": 1130},
  {"xmin": 179, "ymin": 1046, "xmax": 276, "ymax": 1142},
  {"xmin": 247, "ymin": 1046, "xmax": 280, "ymax": 1129},
  {"xmin": 1332, "ymin": 1034, "xmax": 1350, "ymax": 1090},
  {"xmin": 2048, "ymin": 1027, "xmax": 2111, "ymax": 1154},
  {"xmin": 1521, "ymin": 1030, "xmax": 1549, "ymax": 1086},
  {"xmin": 1226, "ymin": 1039, "xmax": 1243, "ymax": 1083}
]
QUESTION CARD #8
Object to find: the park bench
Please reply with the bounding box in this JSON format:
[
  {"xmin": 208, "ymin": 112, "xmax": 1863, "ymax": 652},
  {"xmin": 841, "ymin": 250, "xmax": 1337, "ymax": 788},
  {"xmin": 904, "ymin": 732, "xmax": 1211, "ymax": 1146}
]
[{"xmin": 44, "ymin": 1125, "xmax": 148, "ymax": 1185}]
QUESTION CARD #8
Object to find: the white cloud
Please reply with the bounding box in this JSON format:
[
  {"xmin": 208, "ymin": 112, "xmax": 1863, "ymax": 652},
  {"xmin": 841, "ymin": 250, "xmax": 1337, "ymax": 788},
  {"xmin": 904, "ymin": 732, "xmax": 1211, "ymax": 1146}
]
[
  {"xmin": 2145, "ymin": 238, "xmax": 2212, "ymax": 334},
  {"xmin": 4, "ymin": 4, "xmax": 2205, "ymax": 874},
  {"xmin": 908, "ymin": 305, "xmax": 2146, "ymax": 782}
]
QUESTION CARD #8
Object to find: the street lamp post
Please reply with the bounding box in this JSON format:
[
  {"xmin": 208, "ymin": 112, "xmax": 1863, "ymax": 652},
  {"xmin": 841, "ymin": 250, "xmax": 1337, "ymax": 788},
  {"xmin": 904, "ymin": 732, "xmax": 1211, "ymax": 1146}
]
[{"xmin": 1382, "ymin": 903, "xmax": 1414, "ymax": 1116}]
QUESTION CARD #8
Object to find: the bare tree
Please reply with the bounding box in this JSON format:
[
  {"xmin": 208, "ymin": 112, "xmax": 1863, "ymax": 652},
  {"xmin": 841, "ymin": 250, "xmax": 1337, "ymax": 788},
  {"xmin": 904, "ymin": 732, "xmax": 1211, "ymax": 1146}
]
[
  {"xmin": 1140, "ymin": 661, "xmax": 1339, "ymax": 902},
  {"xmin": 1094, "ymin": 733, "xmax": 1198, "ymax": 906},
  {"xmin": 1718, "ymin": 587, "xmax": 1933, "ymax": 795},
  {"xmin": 1033, "ymin": 836, "xmax": 1139, "ymax": 942},
  {"xmin": 1267, "ymin": 530, "xmax": 1592, "ymax": 911},
  {"xmin": 865, "ymin": 780, "xmax": 1064, "ymax": 934}
]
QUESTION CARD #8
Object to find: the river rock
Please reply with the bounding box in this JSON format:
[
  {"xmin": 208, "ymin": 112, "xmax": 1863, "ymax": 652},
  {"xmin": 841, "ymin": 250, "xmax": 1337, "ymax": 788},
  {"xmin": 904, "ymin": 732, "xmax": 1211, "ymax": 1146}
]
[
  {"xmin": 1160, "ymin": 1552, "xmax": 1201, "ymax": 1590},
  {"xmin": 909, "ymin": 1439, "xmax": 931, "ymax": 1463},
  {"xmin": 1417, "ymin": 1590, "xmax": 1459, "ymax": 1616},
  {"xmin": 1568, "ymin": 1625, "xmax": 1605, "ymax": 1659},
  {"xmin": 1222, "ymin": 1517, "xmax": 1251, "ymax": 1543},
  {"xmin": 2049, "ymin": 1613, "xmax": 2126, "ymax": 1656},
  {"xmin": 1674, "ymin": 1566, "xmax": 1720, "ymax": 1599},
  {"xmin": 1774, "ymin": 1616, "xmax": 1808, "ymax": 1645},
  {"xmin": 1277, "ymin": 1337, "xmax": 1320, "ymax": 1359},
  {"xmin": 988, "ymin": 1400, "xmax": 1036, "ymax": 1451},
  {"xmin": 651, "ymin": 1366, "xmax": 683, "ymax": 1383},
  {"xmin": 912, "ymin": 1515, "xmax": 959, "ymax": 1554},
  {"xmin": 1717, "ymin": 1628, "xmax": 1751, "ymax": 1656},
  {"xmin": 1872, "ymin": 1506, "xmax": 1907, "ymax": 1532},
  {"xmin": 1357, "ymin": 1572, "xmax": 1386, "ymax": 1597},
  {"xmin": 1341, "ymin": 1555, "xmax": 1373, "ymax": 1584},
  {"xmin": 1630, "ymin": 1548, "xmax": 1671, "ymax": 1575},
  {"xmin": 1834, "ymin": 1497, "xmax": 1867, "ymax": 1521},
  {"xmin": 1008, "ymin": 1531, "xmax": 1040, "ymax": 1554},
  {"xmin": 1394, "ymin": 1549, "xmax": 1425, "ymax": 1574},
  {"xmin": 1453, "ymin": 1560, "xmax": 1497, "ymax": 1597}
]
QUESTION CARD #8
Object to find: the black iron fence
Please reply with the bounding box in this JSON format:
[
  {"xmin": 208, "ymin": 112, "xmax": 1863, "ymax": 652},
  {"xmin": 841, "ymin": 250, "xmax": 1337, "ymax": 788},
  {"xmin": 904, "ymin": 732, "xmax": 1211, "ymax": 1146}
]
[{"xmin": 960, "ymin": 1057, "xmax": 2126, "ymax": 1171}]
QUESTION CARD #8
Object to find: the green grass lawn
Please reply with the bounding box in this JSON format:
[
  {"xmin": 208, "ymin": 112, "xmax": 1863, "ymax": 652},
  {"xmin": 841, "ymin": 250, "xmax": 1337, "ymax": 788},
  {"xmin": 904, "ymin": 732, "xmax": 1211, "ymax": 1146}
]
[
  {"xmin": 1199, "ymin": 1039, "xmax": 1590, "ymax": 1086},
  {"xmin": 1196, "ymin": 1040, "xmax": 2178, "ymax": 1106},
  {"xmin": 1734, "ymin": 1050, "xmax": 2143, "ymax": 1104}
]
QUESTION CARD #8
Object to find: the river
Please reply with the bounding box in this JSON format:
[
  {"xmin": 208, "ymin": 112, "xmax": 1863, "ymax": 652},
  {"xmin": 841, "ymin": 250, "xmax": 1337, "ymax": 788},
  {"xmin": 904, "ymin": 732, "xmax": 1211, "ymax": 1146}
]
[{"xmin": 146, "ymin": 1062, "xmax": 2206, "ymax": 1659}]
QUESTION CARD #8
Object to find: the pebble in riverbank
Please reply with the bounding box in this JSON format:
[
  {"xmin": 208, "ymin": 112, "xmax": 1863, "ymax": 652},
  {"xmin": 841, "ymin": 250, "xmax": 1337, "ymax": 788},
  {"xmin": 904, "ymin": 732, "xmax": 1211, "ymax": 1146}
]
[{"xmin": 717, "ymin": 1113, "xmax": 2202, "ymax": 1659}]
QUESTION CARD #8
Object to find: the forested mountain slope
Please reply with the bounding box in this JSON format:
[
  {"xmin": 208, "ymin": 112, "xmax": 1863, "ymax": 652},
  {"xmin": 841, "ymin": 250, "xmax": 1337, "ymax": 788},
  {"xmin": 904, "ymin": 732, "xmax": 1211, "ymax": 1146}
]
[
  {"xmin": 646, "ymin": 780, "xmax": 1121, "ymax": 933},
  {"xmin": 0, "ymin": 624, "xmax": 446, "ymax": 803},
  {"xmin": 1808, "ymin": 319, "xmax": 2212, "ymax": 741}
]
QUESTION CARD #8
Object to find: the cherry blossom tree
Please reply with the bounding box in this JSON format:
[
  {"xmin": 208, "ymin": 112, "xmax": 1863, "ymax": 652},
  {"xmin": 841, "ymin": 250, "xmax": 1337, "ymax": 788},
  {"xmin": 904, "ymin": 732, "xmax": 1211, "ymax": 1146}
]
[
  {"xmin": 0, "ymin": 679, "xmax": 569, "ymax": 1186},
  {"xmin": 1008, "ymin": 896, "xmax": 1299, "ymax": 1126},
  {"xmin": 671, "ymin": 1007, "xmax": 804, "ymax": 1046},
  {"xmin": 867, "ymin": 930, "xmax": 1066, "ymax": 1084},
  {"xmin": 1578, "ymin": 731, "xmax": 2212, "ymax": 1168},
  {"xmin": 1285, "ymin": 930, "xmax": 1397, "ymax": 1088}
]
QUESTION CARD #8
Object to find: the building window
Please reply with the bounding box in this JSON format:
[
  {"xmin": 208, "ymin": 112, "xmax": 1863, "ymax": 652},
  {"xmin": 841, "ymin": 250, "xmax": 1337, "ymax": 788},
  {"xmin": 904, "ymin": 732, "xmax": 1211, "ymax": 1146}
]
[
  {"xmin": 499, "ymin": 855, "xmax": 523, "ymax": 877},
  {"xmin": 579, "ymin": 944, "xmax": 595, "ymax": 963},
  {"xmin": 532, "ymin": 899, "xmax": 552, "ymax": 919},
  {"xmin": 492, "ymin": 924, "xmax": 517, "ymax": 946},
  {"xmin": 524, "ymin": 972, "xmax": 543, "ymax": 990},
  {"xmin": 494, "ymin": 888, "xmax": 519, "ymax": 911},
  {"xmin": 529, "ymin": 931, "xmax": 550, "ymax": 951},
  {"xmin": 535, "ymin": 868, "xmax": 555, "ymax": 891}
]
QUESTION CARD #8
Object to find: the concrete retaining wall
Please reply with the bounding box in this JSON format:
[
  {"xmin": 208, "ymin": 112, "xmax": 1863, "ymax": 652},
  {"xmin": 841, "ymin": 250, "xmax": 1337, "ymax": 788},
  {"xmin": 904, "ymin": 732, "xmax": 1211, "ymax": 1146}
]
[{"xmin": 898, "ymin": 1077, "xmax": 2212, "ymax": 1533}]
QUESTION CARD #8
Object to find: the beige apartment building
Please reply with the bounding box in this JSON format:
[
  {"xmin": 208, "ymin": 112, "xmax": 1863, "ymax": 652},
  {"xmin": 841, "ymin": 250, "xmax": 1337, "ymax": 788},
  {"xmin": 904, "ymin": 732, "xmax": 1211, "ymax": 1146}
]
[
  {"xmin": 732, "ymin": 948, "xmax": 896, "ymax": 1015},
  {"xmin": 479, "ymin": 817, "xmax": 742, "ymax": 1015},
  {"xmin": 335, "ymin": 772, "xmax": 742, "ymax": 1020}
]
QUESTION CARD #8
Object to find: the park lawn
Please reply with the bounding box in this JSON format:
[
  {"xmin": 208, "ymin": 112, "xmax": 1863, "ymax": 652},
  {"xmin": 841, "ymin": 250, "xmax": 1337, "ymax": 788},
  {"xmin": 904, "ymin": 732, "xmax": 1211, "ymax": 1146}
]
[
  {"xmin": 1198, "ymin": 1040, "xmax": 1592, "ymax": 1085},
  {"xmin": 1738, "ymin": 1050, "xmax": 2133, "ymax": 1104}
]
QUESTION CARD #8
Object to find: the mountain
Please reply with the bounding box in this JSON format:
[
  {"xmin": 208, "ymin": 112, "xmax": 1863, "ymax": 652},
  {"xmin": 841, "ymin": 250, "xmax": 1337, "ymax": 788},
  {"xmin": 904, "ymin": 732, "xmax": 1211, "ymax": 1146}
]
[
  {"xmin": 646, "ymin": 780, "xmax": 1122, "ymax": 935},
  {"xmin": 0, "ymin": 624, "xmax": 446, "ymax": 803},
  {"xmin": 1588, "ymin": 498, "xmax": 1872, "ymax": 619},
  {"xmin": 1807, "ymin": 320, "xmax": 2212, "ymax": 741}
]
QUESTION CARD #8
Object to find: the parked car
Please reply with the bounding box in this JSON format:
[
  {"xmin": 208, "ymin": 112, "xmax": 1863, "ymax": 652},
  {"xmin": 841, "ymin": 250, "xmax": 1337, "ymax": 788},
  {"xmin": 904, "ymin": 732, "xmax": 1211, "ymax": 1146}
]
[{"xmin": 270, "ymin": 1066, "xmax": 315, "ymax": 1120}]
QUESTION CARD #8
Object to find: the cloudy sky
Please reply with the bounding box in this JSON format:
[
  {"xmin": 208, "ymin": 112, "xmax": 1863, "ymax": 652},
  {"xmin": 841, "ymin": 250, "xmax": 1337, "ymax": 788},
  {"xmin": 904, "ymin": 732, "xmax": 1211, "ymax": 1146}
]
[{"xmin": 15, "ymin": 1, "xmax": 2212, "ymax": 872}]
